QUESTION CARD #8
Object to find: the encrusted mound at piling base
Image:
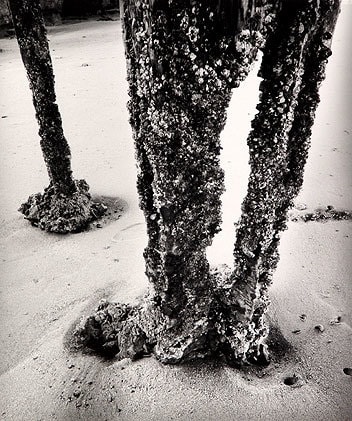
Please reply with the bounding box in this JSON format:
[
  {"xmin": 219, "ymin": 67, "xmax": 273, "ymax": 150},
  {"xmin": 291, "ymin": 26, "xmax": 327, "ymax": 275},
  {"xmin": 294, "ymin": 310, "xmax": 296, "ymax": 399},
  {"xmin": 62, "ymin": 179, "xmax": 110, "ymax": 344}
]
[
  {"xmin": 72, "ymin": 266, "xmax": 277, "ymax": 367},
  {"xmin": 74, "ymin": 301, "xmax": 153, "ymax": 360},
  {"xmin": 19, "ymin": 179, "xmax": 107, "ymax": 233},
  {"xmin": 73, "ymin": 298, "xmax": 212, "ymax": 364},
  {"xmin": 73, "ymin": 297, "xmax": 278, "ymax": 367}
]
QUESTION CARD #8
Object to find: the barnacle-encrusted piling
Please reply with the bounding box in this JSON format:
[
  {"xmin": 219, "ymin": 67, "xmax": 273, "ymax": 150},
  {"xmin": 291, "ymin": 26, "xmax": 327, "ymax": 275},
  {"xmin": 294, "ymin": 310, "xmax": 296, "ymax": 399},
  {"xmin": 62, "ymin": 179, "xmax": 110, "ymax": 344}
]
[
  {"xmin": 76, "ymin": 0, "xmax": 340, "ymax": 365},
  {"xmin": 119, "ymin": 0, "xmax": 272, "ymax": 363},
  {"xmin": 9, "ymin": 0, "xmax": 105, "ymax": 233},
  {"xmin": 214, "ymin": 0, "xmax": 341, "ymax": 365}
]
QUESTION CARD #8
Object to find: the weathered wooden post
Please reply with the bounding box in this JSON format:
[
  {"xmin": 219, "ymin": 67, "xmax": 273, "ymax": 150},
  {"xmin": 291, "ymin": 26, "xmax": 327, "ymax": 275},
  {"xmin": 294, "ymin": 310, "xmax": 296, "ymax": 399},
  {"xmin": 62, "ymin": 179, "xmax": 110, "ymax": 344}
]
[
  {"xmin": 8, "ymin": 0, "xmax": 106, "ymax": 232},
  {"xmin": 215, "ymin": 0, "xmax": 341, "ymax": 364},
  {"xmin": 77, "ymin": 0, "xmax": 340, "ymax": 365}
]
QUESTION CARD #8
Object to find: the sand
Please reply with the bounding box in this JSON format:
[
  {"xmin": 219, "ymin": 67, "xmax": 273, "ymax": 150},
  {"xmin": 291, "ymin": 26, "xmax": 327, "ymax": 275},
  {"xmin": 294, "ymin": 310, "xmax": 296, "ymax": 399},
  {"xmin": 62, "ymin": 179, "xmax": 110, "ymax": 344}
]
[{"xmin": 0, "ymin": 4, "xmax": 351, "ymax": 421}]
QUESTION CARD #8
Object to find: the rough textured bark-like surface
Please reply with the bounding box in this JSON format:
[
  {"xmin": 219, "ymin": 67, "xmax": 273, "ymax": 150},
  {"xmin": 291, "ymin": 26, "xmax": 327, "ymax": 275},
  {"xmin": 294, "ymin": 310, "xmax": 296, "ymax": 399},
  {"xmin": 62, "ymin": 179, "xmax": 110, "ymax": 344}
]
[
  {"xmin": 121, "ymin": 0, "xmax": 273, "ymax": 363},
  {"xmin": 77, "ymin": 0, "xmax": 274, "ymax": 362},
  {"xmin": 0, "ymin": 0, "xmax": 11, "ymax": 26},
  {"xmin": 18, "ymin": 179, "xmax": 106, "ymax": 233},
  {"xmin": 9, "ymin": 0, "xmax": 74, "ymax": 193},
  {"xmin": 215, "ymin": 0, "xmax": 341, "ymax": 364},
  {"xmin": 9, "ymin": 0, "xmax": 106, "ymax": 232},
  {"xmin": 76, "ymin": 0, "xmax": 340, "ymax": 365}
]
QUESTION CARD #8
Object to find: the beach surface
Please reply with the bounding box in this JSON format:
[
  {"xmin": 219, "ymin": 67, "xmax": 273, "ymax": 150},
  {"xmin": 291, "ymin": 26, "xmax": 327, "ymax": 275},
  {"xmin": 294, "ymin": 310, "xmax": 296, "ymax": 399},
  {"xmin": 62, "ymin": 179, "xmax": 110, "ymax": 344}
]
[{"xmin": 0, "ymin": 4, "xmax": 351, "ymax": 420}]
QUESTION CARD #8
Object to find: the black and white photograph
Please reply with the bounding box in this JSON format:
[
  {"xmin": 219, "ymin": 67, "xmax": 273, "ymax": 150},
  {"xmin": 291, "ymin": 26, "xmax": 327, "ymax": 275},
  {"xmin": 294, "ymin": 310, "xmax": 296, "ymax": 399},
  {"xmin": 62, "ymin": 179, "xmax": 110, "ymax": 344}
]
[{"xmin": 0, "ymin": 0, "xmax": 351, "ymax": 419}]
